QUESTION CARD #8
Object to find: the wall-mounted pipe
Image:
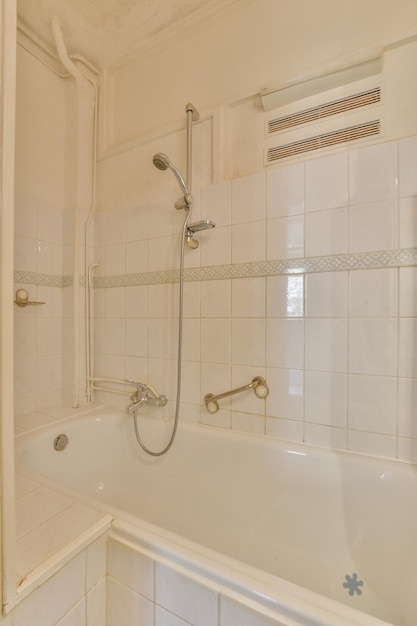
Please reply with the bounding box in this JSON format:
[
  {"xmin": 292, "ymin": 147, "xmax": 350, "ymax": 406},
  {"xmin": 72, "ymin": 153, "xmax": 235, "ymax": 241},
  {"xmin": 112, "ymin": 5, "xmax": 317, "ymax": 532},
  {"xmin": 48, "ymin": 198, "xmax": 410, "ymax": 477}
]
[
  {"xmin": 50, "ymin": 16, "xmax": 98, "ymax": 408},
  {"xmin": 50, "ymin": 17, "xmax": 85, "ymax": 89}
]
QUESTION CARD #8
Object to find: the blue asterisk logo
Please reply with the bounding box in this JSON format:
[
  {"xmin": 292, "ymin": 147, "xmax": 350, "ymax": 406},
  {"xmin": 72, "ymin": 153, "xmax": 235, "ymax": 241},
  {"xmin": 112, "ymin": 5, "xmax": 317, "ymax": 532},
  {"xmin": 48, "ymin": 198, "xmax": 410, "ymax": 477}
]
[{"xmin": 343, "ymin": 573, "xmax": 364, "ymax": 596}]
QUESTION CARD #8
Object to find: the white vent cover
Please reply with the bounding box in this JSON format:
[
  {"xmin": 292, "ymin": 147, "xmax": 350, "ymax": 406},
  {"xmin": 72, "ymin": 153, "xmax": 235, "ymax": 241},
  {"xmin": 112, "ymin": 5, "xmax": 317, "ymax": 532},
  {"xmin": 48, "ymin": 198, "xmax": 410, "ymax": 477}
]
[
  {"xmin": 267, "ymin": 87, "xmax": 381, "ymax": 134},
  {"xmin": 263, "ymin": 78, "xmax": 384, "ymax": 165},
  {"xmin": 266, "ymin": 120, "xmax": 381, "ymax": 163}
]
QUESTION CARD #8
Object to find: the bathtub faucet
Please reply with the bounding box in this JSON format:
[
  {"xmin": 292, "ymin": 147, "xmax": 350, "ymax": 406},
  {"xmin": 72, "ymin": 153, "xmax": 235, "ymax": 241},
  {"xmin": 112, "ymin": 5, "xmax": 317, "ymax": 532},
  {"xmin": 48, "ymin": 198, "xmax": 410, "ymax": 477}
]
[{"xmin": 125, "ymin": 379, "xmax": 168, "ymax": 413}]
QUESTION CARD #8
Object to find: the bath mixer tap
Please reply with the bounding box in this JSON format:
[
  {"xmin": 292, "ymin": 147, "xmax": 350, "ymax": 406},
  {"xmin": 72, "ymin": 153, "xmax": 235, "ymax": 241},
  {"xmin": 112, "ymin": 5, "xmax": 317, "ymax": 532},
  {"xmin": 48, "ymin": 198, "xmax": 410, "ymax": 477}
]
[{"xmin": 125, "ymin": 379, "xmax": 167, "ymax": 413}]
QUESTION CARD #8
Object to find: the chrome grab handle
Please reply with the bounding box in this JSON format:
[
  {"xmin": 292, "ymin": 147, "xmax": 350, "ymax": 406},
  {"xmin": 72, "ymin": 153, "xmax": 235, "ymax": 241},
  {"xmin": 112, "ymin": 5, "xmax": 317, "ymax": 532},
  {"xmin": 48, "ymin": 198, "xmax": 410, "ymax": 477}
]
[{"xmin": 204, "ymin": 376, "xmax": 269, "ymax": 414}]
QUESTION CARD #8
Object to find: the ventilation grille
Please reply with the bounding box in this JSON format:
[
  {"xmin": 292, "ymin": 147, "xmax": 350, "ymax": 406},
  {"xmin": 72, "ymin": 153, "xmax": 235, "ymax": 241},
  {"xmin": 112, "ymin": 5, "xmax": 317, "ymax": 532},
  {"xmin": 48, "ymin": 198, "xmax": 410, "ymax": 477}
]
[
  {"xmin": 267, "ymin": 87, "xmax": 381, "ymax": 134},
  {"xmin": 266, "ymin": 120, "xmax": 381, "ymax": 163}
]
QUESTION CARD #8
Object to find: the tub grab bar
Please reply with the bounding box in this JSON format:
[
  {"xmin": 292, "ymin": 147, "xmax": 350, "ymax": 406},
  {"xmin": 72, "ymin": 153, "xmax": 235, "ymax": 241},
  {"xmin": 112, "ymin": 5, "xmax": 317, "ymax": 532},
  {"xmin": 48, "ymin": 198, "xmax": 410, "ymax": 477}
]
[{"xmin": 204, "ymin": 376, "xmax": 269, "ymax": 413}]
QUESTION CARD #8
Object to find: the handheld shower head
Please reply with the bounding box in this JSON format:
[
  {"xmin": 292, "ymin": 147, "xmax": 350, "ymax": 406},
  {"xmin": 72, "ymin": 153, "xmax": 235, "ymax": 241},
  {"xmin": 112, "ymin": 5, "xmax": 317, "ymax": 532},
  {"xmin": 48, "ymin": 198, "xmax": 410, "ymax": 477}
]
[
  {"xmin": 153, "ymin": 152, "xmax": 190, "ymax": 197},
  {"xmin": 153, "ymin": 153, "xmax": 170, "ymax": 171}
]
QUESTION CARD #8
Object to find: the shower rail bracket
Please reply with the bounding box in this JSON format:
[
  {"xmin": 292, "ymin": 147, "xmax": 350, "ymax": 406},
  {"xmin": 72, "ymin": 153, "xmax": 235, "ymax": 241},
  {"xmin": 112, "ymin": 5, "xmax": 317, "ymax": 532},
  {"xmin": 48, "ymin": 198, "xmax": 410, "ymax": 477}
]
[{"xmin": 204, "ymin": 376, "xmax": 269, "ymax": 413}]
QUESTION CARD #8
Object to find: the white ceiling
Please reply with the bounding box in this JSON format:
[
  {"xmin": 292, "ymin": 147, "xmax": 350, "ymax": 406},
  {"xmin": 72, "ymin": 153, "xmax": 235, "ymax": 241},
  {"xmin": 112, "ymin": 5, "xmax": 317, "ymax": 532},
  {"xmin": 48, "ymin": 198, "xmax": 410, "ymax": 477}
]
[{"xmin": 17, "ymin": 0, "xmax": 225, "ymax": 68}]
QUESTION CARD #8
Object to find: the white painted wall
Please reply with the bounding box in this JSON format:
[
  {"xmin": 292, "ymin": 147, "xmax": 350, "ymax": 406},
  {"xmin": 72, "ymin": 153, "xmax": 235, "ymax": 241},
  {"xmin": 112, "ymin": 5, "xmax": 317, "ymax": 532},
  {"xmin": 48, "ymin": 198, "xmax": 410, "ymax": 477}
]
[{"xmin": 102, "ymin": 0, "xmax": 417, "ymax": 150}]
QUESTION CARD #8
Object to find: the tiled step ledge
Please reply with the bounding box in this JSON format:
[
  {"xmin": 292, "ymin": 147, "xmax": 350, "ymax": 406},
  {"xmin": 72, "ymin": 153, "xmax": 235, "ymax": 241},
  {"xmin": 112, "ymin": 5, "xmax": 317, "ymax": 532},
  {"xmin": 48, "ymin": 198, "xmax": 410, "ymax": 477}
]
[
  {"xmin": 11, "ymin": 403, "xmax": 113, "ymax": 613},
  {"xmin": 14, "ymin": 247, "xmax": 417, "ymax": 289}
]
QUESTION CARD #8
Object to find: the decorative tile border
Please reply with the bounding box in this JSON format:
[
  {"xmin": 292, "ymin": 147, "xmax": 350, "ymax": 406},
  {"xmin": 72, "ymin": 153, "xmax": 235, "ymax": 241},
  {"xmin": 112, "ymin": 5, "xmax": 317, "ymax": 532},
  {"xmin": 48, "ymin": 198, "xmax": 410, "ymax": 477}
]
[
  {"xmin": 14, "ymin": 271, "xmax": 71, "ymax": 288},
  {"xmin": 94, "ymin": 248, "xmax": 417, "ymax": 288},
  {"xmin": 14, "ymin": 248, "xmax": 417, "ymax": 288}
]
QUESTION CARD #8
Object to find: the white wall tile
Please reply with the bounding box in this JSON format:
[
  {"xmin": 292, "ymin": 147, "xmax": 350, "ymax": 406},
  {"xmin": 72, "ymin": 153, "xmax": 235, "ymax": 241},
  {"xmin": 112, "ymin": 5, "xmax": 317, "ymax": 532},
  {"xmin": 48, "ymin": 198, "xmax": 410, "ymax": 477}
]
[
  {"xmin": 37, "ymin": 241, "xmax": 63, "ymax": 274},
  {"xmin": 56, "ymin": 599, "xmax": 86, "ymax": 626},
  {"xmin": 305, "ymin": 371, "xmax": 347, "ymax": 427},
  {"xmin": 125, "ymin": 203, "xmax": 150, "ymax": 242},
  {"xmin": 232, "ymin": 220, "xmax": 266, "ymax": 263},
  {"xmin": 266, "ymin": 319, "xmax": 304, "ymax": 369},
  {"xmin": 266, "ymin": 368, "xmax": 303, "ymax": 421},
  {"xmin": 399, "ymin": 135, "xmax": 417, "ymax": 197},
  {"xmin": 37, "ymin": 318, "xmax": 63, "ymax": 356},
  {"xmin": 232, "ymin": 172, "xmax": 266, "ymax": 223},
  {"xmin": 267, "ymin": 275, "xmax": 304, "ymax": 318},
  {"xmin": 266, "ymin": 162, "xmax": 304, "ymax": 218},
  {"xmin": 349, "ymin": 269, "xmax": 397, "ymax": 317},
  {"xmin": 107, "ymin": 577, "xmax": 154, "ymax": 626},
  {"xmin": 15, "ymin": 194, "xmax": 37, "ymax": 238},
  {"xmin": 200, "ymin": 225, "xmax": 231, "ymax": 267},
  {"xmin": 305, "ymin": 152, "xmax": 348, "ymax": 212},
  {"xmin": 105, "ymin": 208, "xmax": 126, "ymax": 245},
  {"xmin": 103, "ymin": 318, "xmax": 126, "ymax": 355},
  {"xmin": 266, "ymin": 215, "xmax": 304, "ymax": 260},
  {"xmin": 306, "ymin": 272, "xmax": 348, "ymax": 317},
  {"xmin": 148, "ymin": 319, "xmax": 173, "ymax": 359},
  {"xmin": 180, "ymin": 360, "xmax": 201, "ymax": 405},
  {"xmin": 149, "ymin": 197, "xmax": 174, "ymax": 238},
  {"xmin": 231, "ymin": 411, "xmax": 265, "ymax": 434},
  {"xmin": 155, "ymin": 563, "xmax": 218, "ymax": 626},
  {"xmin": 86, "ymin": 578, "xmax": 106, "ymax": 626},
  {"xmin": 349, "ymin": 318, "xmax": 397, "ymax": 376},
  {"xmin": 305, "ymin": 318, "xmax": 348, "ymax": 372},
  {"xmin": 349, "ymin": 141, "xmax": 398, "ymax": 205},
  {"xmin": 14, "ymin": 235, "xmax": 38, "ymax": 270},
  {"xmin": 148, "ymin": 284, "xmax": 173, "ymax": 319},
  {"xmin": 37, "ymin": 355, "xmax": 62, "ymax": 395},
  {"xmin": 86, "ymin": 535, "xmax": 107, "ymax": 591},
  {"xmin": 201, "ymin": 280, "xmax": 231, "ymax": 318},
  {"xmin": 108, "ymin": 539, "xmax": 154, "ymax": 599},
  {"xmin": 304, "ymin": 423, "xmax": 347, "ymax": 449},
  {"xmin": 126, "ymin": 285, "xmax": 148, "ymax": 318},
  {"xmin": 397, "ymin": 437, "xmax": 417, "ymax": 463},
  {"xmin": 232, "ymin": 277, "xmax": 265, "ymax": 318},
  {"xmin": 266, "ymin": 417, "xmax": 303, "ymax": 442},
  {"xmin": 399, "ymin": 318, "xmax": 417, "ymax": 378},
  {"xmin": 126, "ymin": 240, "xmax": 149, "ymax": 274},
  {"xmin": 398, "ymin": 377, "xmax": 417, "ymax": 438},
  {"xmin": 105, "ymin": 243, "xmax": 126, "ymax": 275},
  {"xmin": 155, "ymin": 606, "xmax": 190, "ymax": 626},
  {"xmin": 348, "ymin": 374, "xmax": 397, "ymax": 435},
  {"xmin": 349, "ymin": 200, "xmax": 398, "ymax": 253},
  {"xmin": 148, "ymin": 235, "xmax": 173, "ymax": 272},
  {"xmin": 38, "ymin": 206, "xmax": 64, "ymax": 245},
  {"xmin": 399, "ymin": 196, "xmax": 417, "ymax": 248},
  {"xmin": 201, "ymin": 319, "xmax": 231, "ymax": 364},
  {"xmin": 399, "ymin": 267, "xmax": 417, "ymax": 316},
  {"xmin": 201, "ymin": 180, "xmax": 232, "ymax": 227},
  {"xmin": 305, "ymin": 207, "xmax": 348, "ymax": 256},
  {"xmin": 232, "ymin": 319, "xmax": 265, "ymax": 366},
  {"xmin": 348, "ymin": 430, "xmax": 396, "ymax": 458}
]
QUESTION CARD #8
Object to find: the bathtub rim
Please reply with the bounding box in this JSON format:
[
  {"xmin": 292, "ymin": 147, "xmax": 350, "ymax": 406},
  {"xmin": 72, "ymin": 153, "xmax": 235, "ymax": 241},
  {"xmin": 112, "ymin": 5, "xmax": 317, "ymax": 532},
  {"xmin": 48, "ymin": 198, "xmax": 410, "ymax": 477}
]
[{"xmin": 14, "ymin": 405, "xmax": 403, "ymax": 626}]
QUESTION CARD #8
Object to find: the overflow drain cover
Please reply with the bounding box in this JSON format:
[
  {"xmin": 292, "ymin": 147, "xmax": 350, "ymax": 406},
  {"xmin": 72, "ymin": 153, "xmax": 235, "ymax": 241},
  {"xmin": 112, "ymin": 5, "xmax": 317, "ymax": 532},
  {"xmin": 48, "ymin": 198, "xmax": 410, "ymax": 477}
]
[{"xmin": 53, "ymin": 434, "xmax": 69, "ymax": 451}]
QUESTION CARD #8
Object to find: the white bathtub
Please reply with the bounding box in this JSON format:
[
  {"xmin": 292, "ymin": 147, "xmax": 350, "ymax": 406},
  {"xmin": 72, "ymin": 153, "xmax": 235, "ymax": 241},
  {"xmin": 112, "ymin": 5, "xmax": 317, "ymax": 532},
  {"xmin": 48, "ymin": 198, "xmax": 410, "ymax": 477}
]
[{"xmin": 15, "ymin": 406, "xmax": 417, "ymax": 625}]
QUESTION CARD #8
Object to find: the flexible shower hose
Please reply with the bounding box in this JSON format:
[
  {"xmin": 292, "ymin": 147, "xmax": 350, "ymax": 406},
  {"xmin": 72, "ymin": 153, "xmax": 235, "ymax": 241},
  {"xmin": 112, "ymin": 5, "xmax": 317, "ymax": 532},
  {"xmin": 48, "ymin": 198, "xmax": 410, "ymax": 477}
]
[{"xmin": 132, "ymin": 206, "xmax": 191, "ymax": 456}]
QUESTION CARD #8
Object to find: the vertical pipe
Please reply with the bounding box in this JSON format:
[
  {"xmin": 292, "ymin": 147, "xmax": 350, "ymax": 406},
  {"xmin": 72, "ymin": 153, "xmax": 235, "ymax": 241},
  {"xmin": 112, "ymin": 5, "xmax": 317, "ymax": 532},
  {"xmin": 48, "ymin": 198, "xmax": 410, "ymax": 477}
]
[{"xmin": 1, "ymin": 0, "xmax": 17, "ymax": 609}]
